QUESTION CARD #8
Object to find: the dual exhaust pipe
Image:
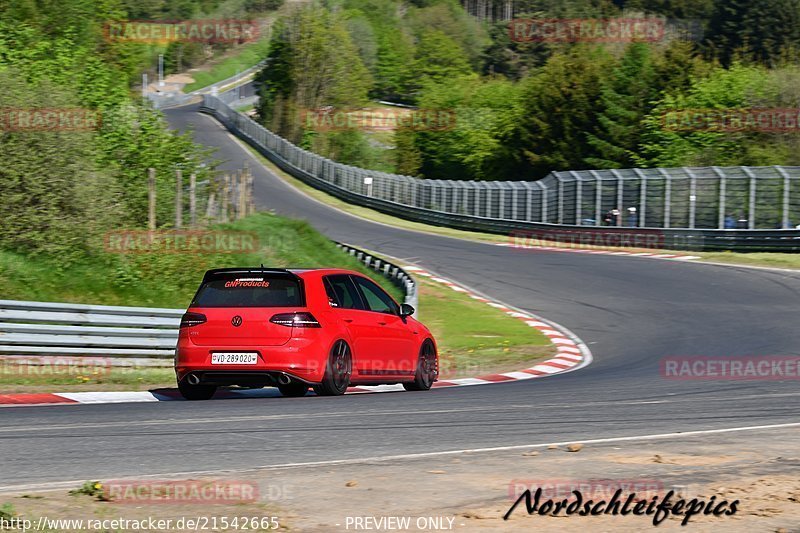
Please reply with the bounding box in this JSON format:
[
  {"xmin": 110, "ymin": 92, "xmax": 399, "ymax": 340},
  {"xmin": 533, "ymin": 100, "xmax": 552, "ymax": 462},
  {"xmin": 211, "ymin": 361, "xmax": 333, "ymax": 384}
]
[{"xmin": 185, "ymin": 373, "xmax": 292, "ymax": 386}]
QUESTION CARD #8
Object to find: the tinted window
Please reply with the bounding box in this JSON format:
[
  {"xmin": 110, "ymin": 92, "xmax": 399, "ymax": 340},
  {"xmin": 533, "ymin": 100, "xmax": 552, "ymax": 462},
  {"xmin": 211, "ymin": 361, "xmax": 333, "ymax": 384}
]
[
  {"xmin": 324, "ymin": 275, "xmax": 365, "ymax": 310},
  {"xmin": 352, "ymin": 276, "xmax": 399, "ymax": 315},
  {"xmin": 192, "ymin": 276, "xmax": 303, "ymax": 307}
]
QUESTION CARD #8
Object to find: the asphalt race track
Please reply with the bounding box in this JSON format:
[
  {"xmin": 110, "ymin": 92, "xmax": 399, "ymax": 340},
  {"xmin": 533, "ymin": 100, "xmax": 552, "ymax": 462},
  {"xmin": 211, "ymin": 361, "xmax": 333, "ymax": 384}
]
[{"xmin": 2, "ymin": 100, "xmax": 799, "ymax": 489}]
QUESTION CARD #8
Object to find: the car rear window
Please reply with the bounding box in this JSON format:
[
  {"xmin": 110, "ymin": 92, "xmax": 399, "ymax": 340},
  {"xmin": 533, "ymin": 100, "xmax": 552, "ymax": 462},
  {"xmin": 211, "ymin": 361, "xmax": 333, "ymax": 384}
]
[{"xmin": 191, "ymin": 276, "xmax": 304, "ymax": 307}]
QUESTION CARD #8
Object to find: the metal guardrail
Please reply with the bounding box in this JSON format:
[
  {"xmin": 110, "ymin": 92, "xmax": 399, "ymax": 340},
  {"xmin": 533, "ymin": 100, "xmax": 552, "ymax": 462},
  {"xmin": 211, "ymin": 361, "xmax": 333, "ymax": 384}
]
[
  {"xmin": 0, "ymin": 300, "xmax": 181, "ymax": 358},
  {"xmin": 335, "ymin": 242, "xmax": 418, "ymax": 314},
  {"xmin": 0, "ymin": 245, "xmax": 418, "ymax": 358},
  {"xmin": 201, "ymin": 93, "xmax": 800, "ymax": 251}
]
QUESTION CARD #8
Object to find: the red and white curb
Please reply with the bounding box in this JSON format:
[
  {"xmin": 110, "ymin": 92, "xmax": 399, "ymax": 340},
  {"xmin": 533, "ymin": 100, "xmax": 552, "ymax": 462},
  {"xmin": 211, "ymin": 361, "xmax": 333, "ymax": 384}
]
[
  {"xmin": 0, "ymin": 271, "xmax": 591, "ymax": 407},
  {"xmin": 359, "ymin": 266, "xmax": 593, "ymax": 393},
  {"xmin": 496, "ymin": 242, "xmax": 700, "ymax": 261}
]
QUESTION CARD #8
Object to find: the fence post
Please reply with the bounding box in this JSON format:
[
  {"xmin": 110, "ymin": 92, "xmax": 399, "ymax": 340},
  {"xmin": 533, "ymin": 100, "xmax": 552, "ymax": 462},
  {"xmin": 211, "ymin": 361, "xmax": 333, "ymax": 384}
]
[
  {"xmin": 541, "ymin": 188, "xmax": 548, "ymax": 223},
  {"xmin": 776, "ymin": 166, "xmax": 791, "ymax": 228},
  {"xmin": 615, "ymin": 173, "xmax": 623, "ymax": 216},
  {"xmin": 189, "ymin": 173, "xmax": 197, "ymax": 228},
  {"xmin": 556, "ymin": 175, "xmax": 564, "ymax": 224},
  {"xmin": 687, "ymin": 169, "xmax": 696, "ymax": 229},
  {"xmin": 591, "ymin": 170, "xmax": 601, "ymax": 226},
  {"xmin": 247, "ymin": 168, "xmax": 255, "ymax": 216},
  {"xmin": 660, "ymin": 168, "xmax": 671, "ymax": 228},
  {"xmin": 745, "ymin": 167, "xmax": 757, "ymax": 229},
  {"xmin": 148, "ymin": 168, "xmax": 156, "ymax": 231},
  {"xmin": 175, "ymin": 169, "xmax": 183, "ymax": 229},
  {"xmin": 572, "ymin": 172, "xmax": 582, "ymax": 224},
  {"xmin": 239, "ymin": 169, "xmax": 247, "ymax": 219},
  {"xmin": 634, "ymin": 168, "xmax": 647, "ymax": 227},
  {"xmin": 221, "ymin": 174, "xmax": 230, "ymax": 222},
  {"xmin": 713, "ymin": 167, "xmax": 725, "ymax": 229},
  {"xmin": 511, "ymin": 186, "xmax": 518, "ymax": 220},
  {"xmin": 206, "ymin": 192, "xmax": 216, "ymax": 220}
]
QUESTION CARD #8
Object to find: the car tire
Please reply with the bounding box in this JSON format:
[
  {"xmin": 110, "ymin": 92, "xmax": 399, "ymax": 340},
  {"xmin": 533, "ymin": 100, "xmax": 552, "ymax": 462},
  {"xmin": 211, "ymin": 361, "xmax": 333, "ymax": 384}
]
[
  {"xmin": 278, "ymin": 382, "xmax": 309, "ymax": 397},
  {"xmin": 314, "ymin": 340, "xmax": 352, "ymax": 396},
  {"xmin": 178, "ymin": 379, "xmax": 217, "ymax": 401},
  {"xmin": 403, "ymin": 340, "xmax": 437, "ymax": 391}
]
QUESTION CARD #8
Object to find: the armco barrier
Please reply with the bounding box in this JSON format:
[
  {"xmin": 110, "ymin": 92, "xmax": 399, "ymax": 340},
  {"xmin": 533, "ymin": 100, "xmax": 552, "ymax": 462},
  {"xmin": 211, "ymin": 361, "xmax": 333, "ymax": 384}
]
[
  {"xmin": 201, "ymin": 94, "xmax": 800, "ymax": 251},
  {"xmin": 0, "ymin": 244, "xmax": 417, "ymax": 358},
  {"xmin": 0, "ymin": 300, "xmax": 181, "ymax": 358},
  {"xmin": 335, "ymin": 242, "xmax": 418, "ymax": 313}
]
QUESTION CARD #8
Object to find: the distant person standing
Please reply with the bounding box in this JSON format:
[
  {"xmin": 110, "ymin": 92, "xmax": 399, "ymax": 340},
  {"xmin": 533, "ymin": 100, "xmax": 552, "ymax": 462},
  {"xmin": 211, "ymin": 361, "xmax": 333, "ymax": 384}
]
[
  {"xmin": 627, "ymin": 207, "xmax": 638, "ymax": 227},
  {"xmin": 724, "ymin": 215, "xmax": 736, "ymax": 229},
  {"xmin": 610, "ymin": 208, "xmax": 621, "ymax": 226}
]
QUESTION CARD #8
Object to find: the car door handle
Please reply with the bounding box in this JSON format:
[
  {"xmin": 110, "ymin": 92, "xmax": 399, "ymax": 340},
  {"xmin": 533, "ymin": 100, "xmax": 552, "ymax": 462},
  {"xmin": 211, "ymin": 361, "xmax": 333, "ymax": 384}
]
[
  {"xmin": 343, "ymin": 318, "xmax": 354, "ymax": 323},
  {"xmin": 378, "ymin": 321, "xmax": 387, "ymax": 326}
]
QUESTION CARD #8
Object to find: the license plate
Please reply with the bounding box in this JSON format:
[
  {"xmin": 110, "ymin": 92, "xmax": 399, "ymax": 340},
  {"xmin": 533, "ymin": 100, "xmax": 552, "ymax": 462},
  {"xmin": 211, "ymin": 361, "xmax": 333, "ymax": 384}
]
[{"xmin": 211, "ymin": 352, "xmax": 259, "ymax": 365}]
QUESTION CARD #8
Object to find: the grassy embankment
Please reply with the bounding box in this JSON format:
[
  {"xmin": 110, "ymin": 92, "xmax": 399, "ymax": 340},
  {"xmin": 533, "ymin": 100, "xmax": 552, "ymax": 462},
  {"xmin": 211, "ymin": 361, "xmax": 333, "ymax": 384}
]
[{"xmin": 182, "ymin": 39, "xmax": 270, "ymax": 93}]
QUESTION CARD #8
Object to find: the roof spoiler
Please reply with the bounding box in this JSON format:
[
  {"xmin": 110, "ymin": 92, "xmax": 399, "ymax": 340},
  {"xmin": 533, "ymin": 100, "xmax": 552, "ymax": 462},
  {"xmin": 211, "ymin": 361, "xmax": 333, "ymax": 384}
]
[{"xmin": 201, "ymin": 267, "xmax": 298, "ymax": 284}]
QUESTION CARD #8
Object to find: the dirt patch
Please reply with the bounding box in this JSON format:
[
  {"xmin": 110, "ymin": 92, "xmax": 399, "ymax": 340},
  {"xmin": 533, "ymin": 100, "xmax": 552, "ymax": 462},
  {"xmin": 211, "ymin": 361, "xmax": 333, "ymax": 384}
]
[
  {"xmin": 163, "ymin": 73, "xmax": 196, "ymax": 85},
  {"xmin": 603, "ymin": 453, "xmax": 749, "ymax": 466}
]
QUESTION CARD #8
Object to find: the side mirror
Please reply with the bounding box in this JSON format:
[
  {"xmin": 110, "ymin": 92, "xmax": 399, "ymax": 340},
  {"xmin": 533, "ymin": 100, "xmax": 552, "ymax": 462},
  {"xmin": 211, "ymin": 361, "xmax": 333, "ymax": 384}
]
[{"xmin": 399, "ymin": 303, "xmax": 415, "ymax": 317}]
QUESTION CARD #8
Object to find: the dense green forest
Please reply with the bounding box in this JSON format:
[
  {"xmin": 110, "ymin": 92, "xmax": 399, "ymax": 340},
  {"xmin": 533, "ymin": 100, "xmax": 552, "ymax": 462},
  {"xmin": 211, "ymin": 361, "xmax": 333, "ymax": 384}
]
[
  {"xmin": 255, "ymin": 0, "xmax": 800, "ymax": 180},
  {"xmin": 0, "ymin": 0, "xmax": 276, "ymax": 262}
]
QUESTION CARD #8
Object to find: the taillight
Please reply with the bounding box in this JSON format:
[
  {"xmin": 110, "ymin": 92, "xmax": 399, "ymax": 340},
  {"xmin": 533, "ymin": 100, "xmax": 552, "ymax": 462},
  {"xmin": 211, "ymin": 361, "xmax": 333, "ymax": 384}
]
[
  {"xmin": 180, "ymin": 312, "xmax": 207, "ymax": 328},
  {"xmin": 270, "ymin": 312, "xmax": 321, "ymax": 328}
]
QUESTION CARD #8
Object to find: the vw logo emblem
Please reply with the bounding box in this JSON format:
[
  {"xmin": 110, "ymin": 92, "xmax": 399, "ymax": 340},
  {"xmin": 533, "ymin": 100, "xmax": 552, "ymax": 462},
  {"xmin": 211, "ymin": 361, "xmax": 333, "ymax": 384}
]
[{"xmin": 231, "ymin": 315, "xmax": 243, "ymax": 327}]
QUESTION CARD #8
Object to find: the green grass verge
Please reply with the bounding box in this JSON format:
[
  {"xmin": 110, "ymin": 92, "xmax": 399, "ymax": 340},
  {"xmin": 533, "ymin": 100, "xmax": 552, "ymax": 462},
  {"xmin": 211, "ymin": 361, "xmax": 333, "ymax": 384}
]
[
  {"xmin": 693, "ymin": 251, "xmax": 800, "ymax": 269},
  {"xmin": 0, "ymin": 365, "xmax": 175, "ymax": 393},
  {"xmin": 416, "ymin": 277, "xmax": 554, "ymax": 378},
  {"xmin": 183, "ymin": 39, "xmax": 269, "ymax": 93},
  {"xmin": 0, "ymin": 212, "xmax": 403, "ymax": 307}
]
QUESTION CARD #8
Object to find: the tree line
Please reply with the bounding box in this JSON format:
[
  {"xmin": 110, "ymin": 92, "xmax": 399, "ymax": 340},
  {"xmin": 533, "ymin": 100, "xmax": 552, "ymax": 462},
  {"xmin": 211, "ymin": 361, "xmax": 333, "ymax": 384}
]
[
  {"xmin": 255, "ymin": 0, "xmax": 800, "ymax": 180},
  {"xmin": 0, "ymin": 0, "xmax": 238, "ymax": 261}
]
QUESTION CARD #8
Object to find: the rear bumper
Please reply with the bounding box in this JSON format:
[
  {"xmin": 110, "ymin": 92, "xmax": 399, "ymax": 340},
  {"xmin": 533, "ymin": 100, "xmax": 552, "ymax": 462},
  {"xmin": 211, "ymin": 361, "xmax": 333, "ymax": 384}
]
[
  {"xmin": 186, "ymin": 370, "xmax": 311, "ymax": 387},
  {"xmin": 175, "ymin": 336, "xmax": 328, "ymax": 384}
]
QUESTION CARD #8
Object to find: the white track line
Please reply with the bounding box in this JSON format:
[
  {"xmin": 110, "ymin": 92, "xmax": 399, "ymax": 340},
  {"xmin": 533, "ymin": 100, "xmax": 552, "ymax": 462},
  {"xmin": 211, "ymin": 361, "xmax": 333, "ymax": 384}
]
[{"xmin": 3, "ymin": 421, "xmax": 798, "ymax": 494}]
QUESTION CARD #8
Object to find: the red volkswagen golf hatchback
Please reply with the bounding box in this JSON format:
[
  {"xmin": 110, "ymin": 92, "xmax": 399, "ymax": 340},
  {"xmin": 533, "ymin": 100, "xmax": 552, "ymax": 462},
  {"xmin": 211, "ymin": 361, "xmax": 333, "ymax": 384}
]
[{"xmin": 175, "ymin": 268, "xmax": 438, "ymax": 400}]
